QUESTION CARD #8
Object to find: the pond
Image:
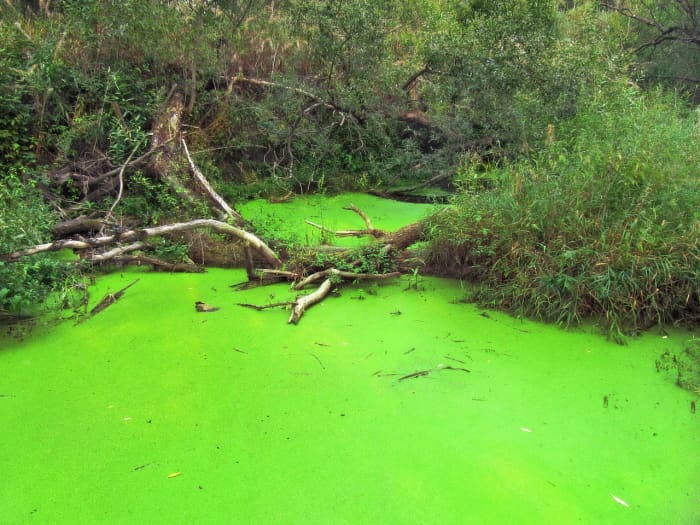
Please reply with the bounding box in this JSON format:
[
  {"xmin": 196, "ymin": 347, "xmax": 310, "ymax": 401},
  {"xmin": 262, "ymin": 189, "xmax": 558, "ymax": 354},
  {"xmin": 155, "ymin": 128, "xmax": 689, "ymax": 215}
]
[{"xmin": 1, "ymin": 195, "xmax": 698, "ymax": 524}]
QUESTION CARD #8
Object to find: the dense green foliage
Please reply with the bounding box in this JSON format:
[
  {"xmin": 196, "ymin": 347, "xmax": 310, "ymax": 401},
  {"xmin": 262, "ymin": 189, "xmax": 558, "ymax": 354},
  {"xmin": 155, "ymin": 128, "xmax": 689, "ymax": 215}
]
[
  {"xmin": 427, "ymin": 82, "xmax": 700, "ymax": 339},
  {"xmin": 0, "ymin": 174, "xmax": 78, "ymax": 313},
  {"xmin": 0, "ymin": 0, "xmax": 698, "ymax": 338}
]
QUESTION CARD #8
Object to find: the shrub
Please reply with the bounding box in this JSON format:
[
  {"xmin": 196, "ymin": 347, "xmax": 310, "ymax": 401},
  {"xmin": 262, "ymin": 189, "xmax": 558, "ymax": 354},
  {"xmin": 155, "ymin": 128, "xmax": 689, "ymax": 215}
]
[
  {"xmin": 0, "ymin": 172, "xmax": 80, "ymax": 314},
  {"xmin": 427, "ymin": 84, "xmax": 700, "ymax": 340}
]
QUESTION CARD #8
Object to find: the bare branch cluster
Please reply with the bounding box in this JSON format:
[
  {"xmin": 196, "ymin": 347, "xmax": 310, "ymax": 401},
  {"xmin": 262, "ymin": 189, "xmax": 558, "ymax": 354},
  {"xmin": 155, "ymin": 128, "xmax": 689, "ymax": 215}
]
[{"xmin": 601, "ymin": 1, "xmax": 700, "ymax": 52}]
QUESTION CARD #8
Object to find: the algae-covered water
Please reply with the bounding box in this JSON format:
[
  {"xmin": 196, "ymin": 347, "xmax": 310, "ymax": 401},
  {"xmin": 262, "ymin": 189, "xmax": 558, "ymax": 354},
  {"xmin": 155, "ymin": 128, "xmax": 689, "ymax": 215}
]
[
  {"xmin": 1, "ymin": 269, "xmax": 698, "ymax": 524},
  {"xmin": 1, "ymin": 194, "xmax": 699, "ymax": 524},
  {"xmin": 238, "ymin": 192, "xmax": 436, "ymax": 248}
]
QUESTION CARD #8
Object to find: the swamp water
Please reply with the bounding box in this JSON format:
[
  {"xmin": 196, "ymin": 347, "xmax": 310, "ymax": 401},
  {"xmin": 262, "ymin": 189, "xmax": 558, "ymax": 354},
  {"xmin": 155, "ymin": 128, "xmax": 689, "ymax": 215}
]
[{"xmin": 1, "ymin": 194, "xmax": 699, "ymax": 524}]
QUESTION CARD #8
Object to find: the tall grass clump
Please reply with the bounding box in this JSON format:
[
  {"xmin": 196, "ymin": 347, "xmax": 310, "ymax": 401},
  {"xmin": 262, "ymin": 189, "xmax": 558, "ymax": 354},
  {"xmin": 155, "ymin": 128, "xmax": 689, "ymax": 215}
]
[{"xmin": 427, "ymin": 84, "xmax": 700, "ymax": 341}]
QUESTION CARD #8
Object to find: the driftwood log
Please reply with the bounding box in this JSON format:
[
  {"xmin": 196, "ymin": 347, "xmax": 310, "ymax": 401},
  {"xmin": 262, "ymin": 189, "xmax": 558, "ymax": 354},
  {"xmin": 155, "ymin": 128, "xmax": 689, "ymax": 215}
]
[
  {"xmin": 287, "ymin": 269, "xmax": 402, "ymax": 324},
  {"xmin": 3, "ymin": 219, "xmax": 282, "ymax": 268},
  {"xmin": 237, "ymin": 203, "xmax": 426, "ymax": 323}
]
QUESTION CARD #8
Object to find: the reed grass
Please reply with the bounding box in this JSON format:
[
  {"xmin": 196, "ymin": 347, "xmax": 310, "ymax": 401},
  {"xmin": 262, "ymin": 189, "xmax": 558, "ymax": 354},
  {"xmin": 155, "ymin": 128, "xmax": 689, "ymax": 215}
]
[{"xmin": 427, "ymin": 85, "xmax": 700, "ymax": 341}]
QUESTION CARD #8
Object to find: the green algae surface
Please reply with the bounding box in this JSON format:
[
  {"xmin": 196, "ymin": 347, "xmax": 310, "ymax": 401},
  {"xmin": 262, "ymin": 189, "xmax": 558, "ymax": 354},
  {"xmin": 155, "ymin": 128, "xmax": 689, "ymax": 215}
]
[
  {"xmin": 238, "ymin": 192, "xmax": 437, "ymax": 247},
  {"xmin": 1, "ymin": 268, "xmax": 698, "ymax": 524}
]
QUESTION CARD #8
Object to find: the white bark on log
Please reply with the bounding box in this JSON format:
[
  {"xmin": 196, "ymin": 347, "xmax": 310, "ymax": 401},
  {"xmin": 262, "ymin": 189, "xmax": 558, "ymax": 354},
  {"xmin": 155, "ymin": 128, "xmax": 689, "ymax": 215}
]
[
  {"xmin": 4, "ymin": 219, "xmax": 282, "ymax": 268},
  {"xmin": 91, "ymin": 242, "xmax": 147, "ymax": 262},
  {"xmin": 181, "ymin": 139, "xmax": 244, "ymax": 224},
  {"xmin": 289, "ymin": 277, "xmax": 333, "ymax": 324},
  {"xmin": 287, "ymin": 269, "xmax": 401, "ymax": 323}
]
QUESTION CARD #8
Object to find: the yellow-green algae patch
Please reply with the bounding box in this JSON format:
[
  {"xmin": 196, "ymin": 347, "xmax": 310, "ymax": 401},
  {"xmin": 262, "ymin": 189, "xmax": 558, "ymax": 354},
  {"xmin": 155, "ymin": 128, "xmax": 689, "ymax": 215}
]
[{"xmin": 1, "ymin": 268, "xmax": 698, "ymax": 524}]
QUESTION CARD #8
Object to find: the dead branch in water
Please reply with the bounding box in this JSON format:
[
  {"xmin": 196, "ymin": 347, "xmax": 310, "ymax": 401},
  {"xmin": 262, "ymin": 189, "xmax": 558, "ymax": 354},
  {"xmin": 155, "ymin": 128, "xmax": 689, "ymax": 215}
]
[
  {"xmin": 113, "ymin": 255, "xmax": 205, "ymax": 273},
  {"xmin": 293, "ymin": 269, "xmax": 400, "ymax": 290},
  {"xmin": 237, "ymin": 301, "xmax": 296, "ymax": 311},
  {"xmin": 398, "ymin": 369, "xmax": 432, "ymax": 381},
  {"xmin": 236, "ymin": 205, "xmax": 424, "ymax": 324},
  {"xmin": 288, "ymin": 277, "xmax": 333, "ymax": 324},
  {"xmin": 90, "ymin": 279, "xmax": 140, "ymax": 316},
  {"xmin": 305, "ymin": 203, "xmax": 387, "ymax": 239},
  {"xmin": 238, "ymin": 268, "xmax": 401, "ymax": 324},
  {"xmin": 397, "ymin": 365, "xmax": 471, "ymax": 382}
]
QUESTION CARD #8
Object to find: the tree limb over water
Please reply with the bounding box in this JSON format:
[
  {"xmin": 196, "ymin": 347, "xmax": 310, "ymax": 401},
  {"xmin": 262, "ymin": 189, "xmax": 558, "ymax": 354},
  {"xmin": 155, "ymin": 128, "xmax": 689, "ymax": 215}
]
[
  {"xmin": 3, "ymin": 210, "xmax": 425, "ymax": 324},
  {"xmin": 2, "ymin": 219, "xmax": 282, "ymax": 269}
]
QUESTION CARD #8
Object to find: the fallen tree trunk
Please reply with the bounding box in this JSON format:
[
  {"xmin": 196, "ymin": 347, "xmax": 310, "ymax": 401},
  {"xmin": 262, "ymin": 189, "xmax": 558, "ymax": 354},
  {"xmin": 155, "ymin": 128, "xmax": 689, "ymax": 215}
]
[
  {"xmin": 53, "ymin": 216, "xmax": 105, "ymax": 237},
  {"xmin": 294, "ymin": 269, "xmax": 401, "ymax": 290},
  {"xmin": 240, "ymin": 267, "xmax": 402, "ymax": 324},
  {"xmin": 6, "ymin": 202, "xmax": 428, "ymax": 326},
  {"xmin": 91, "ymin": 242, "xmax": 148, "ymax": 262},
  {"xmin": 305, "ymin": 203, "xmax": 388, "ymax": 239},
  {"xmin": 383, "ymin": 221, "xmax": 426, "ymax": 251},
  {"xmin": 287, "ymin": 269, "xmax": 402, "ymax": 323},
  {"xmin": 235, "ymin": 204, "xmax": 428, "ymax": 323},
  {"xmin": 3, "ymin": 219, "xmax": 282, "ymax": 268}
]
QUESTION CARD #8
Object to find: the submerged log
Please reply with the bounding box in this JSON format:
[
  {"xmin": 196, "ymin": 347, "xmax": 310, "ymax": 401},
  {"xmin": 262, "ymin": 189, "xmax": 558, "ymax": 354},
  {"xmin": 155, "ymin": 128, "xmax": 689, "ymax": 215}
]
[
  {"xmin": 114, "ymin": 255, "xmax": 204, "ymax": 273},
  {"xmin": 293, "ymin": 269, "xmax": 401, "ymax": 290},
  {"xmin": 90, "ymin": 279, "xmax": 140, "ymax": 316},
  {"xmin": 237, "ymin": 301, "xmax": 297, "ymax": 311}
]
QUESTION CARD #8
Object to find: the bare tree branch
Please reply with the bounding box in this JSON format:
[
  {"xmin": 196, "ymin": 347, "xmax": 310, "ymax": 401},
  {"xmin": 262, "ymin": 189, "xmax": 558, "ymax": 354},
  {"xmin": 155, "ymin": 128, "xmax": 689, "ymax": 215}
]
[
  {"xmin": 305, "ymin": 204, "xmax": 387, "ymax": 239},
  {"xmin": 231, "ymin": 76, "xmax": 365, "ymax": 124},
  {"xmin": 289, "ymin": 277, "xmax": 333, "ymax": 324},
  {"xmin": 104, "ymin": 137, "xmax": 146, "ymax": 228},
  {"xmin": 3, "ymin": 219, "xmax": 282, "ymax": 268},
  {"xmin": 91, "ymin": 242, "xmax": 147, "ymax": 262},
  {"xmin": 182, "ymin": 139, "xmax": 245, "ymax": 224},
  {"xmin": 601, "ymin": 0, "xmax": 700, "ymax": 51}
]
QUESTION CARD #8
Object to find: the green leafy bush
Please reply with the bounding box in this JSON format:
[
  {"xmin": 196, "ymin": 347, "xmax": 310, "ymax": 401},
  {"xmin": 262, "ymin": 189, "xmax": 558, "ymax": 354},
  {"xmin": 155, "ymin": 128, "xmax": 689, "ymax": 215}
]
[
  {"xmin": 427, "ymin": 84, "xmax": 700, "ymax": 340},
  {"xmin": 0, "ymin": 173, "xmax": 79, "ymax": 314}
]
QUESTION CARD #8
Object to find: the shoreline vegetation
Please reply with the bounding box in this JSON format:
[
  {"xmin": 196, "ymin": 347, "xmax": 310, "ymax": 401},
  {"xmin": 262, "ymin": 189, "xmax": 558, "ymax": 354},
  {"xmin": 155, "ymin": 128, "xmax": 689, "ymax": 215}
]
[{"xmin": 0, "ymin": 1, "xmax": 698, "ymax": 343}]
